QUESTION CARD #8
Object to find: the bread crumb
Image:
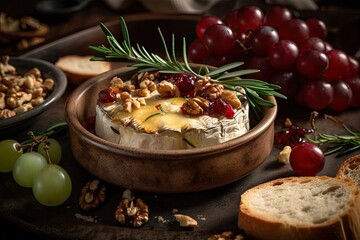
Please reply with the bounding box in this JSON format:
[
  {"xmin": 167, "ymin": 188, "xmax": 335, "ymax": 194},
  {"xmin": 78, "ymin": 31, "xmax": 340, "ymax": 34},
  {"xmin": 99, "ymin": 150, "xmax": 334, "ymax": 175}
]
[
  {"xmin": 75, "ymin": 213, "xmax": 97, "ymax": 223},
  {"xmin": 154, "ymin": 215, "xmax": 169, "ymax": 223}
]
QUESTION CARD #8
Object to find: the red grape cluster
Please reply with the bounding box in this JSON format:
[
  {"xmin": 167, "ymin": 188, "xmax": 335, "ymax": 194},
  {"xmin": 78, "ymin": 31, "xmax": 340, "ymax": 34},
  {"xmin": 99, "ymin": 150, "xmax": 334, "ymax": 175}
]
[{"xmin": 189, "ymin": 5, "xmax": 360, "ymax": 112}]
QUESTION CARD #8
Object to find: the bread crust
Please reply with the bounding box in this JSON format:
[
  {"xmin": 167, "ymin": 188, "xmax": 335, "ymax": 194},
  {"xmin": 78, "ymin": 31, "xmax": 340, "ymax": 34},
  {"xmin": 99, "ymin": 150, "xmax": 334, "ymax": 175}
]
[
  {"xmin": 238, "ymin": 176, "xmax": 360, "ymax": 240},
  {"xmin": 337, "ymin": 154, "xmax": 360, "ymax": 187},
  {"xmin": 55, "ymin": 55, "xmax": 111, "ymax": 85}
]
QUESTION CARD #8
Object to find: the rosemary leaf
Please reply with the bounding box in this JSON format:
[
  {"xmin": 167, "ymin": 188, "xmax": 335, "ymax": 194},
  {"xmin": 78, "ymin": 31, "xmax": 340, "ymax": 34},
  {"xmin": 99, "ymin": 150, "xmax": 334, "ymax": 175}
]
[
  {"xmin": 158, "ymin": 27, "xmax": 172, "ymax": 63},
  {"xmin": 120, "ymin": 17, "xmax": 131, "ymax": 52},
  {"xmin": 206, "ymin": 62, "xmax": 244, "ymax": 77},
  {"xmin": 216, "ymin": 69, "xmax": 259, "ymax": 80}
]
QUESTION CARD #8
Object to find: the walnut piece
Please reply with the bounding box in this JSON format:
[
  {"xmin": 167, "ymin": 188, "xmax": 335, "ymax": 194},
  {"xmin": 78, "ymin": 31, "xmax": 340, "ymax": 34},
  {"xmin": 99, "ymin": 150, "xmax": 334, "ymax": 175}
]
[
  {"xmin": 208, "ymin": 231, "xmax": 246, "ymax": 240},
  {"xmin": 158, "ymin": 80, "xmax": 176, "ymax": 98},
  {"xmin": 182, "ymin": 97, "xmax": 209, "ymax": 115},
  {"xmin": 131, "ymin": 71, "xmax": 158, "ymax": 87},
  {"xmin": 200, "ymin": 83, "xmax": 224, "ymax": 101},
  {"xmin": 0, "ymin": 109, "xmax": 16, "ymax": 119},
  {"xmin": 79, "ymin": 179, "xmax": 106, "ymax": 211},
  {"xmin": 174, "ymin": 214, "xmax": 198, "ymax": 228},
  {"xmin": 115, "ymin": 198, "xmax": 149, "ymax": 227},
  {"xmin": 221, "ymin": 90, "xmax": 241, "ymax": 109},
  {"xmin": 278, "ymin": 145, "xmax": 292, "ymax": 165}
]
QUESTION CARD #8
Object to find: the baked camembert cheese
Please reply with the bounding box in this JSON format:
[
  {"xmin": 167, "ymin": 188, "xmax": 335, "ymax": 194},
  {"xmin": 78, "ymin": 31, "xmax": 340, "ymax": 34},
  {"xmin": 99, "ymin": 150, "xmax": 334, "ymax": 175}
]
[{"xmin": 95, "ymin": 71, "xmax": 249, "ymax": 150}]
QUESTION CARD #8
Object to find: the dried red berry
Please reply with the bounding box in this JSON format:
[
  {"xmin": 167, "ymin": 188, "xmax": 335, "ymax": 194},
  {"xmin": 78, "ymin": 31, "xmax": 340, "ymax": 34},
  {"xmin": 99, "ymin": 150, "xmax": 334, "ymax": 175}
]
[
  {"xmin": 98, "ymin": 87, "xmax": 116, "ymax": 103},
  {"xmin": 82, "ymin": 116, "xmax": 96, "ymax": 130},
  {"xmin": 213, "ymin": 98, "xmax": 235, "ymax": 118}
]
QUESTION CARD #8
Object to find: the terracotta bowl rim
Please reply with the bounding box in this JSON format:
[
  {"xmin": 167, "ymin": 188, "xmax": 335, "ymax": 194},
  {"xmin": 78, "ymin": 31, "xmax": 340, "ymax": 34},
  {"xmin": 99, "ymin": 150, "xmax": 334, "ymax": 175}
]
[{"xmin": 65, "ymin": 67, "xmax": 277, "ymax": 159}]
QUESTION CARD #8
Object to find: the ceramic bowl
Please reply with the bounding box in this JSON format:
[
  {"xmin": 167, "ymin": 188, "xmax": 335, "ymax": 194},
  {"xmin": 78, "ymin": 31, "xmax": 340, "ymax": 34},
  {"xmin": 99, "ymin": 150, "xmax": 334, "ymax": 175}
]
[
  {"xmin": 0, "ymin": 57, "xmax": 67, "ymax": 138},
  {"xmin": 65, "ymin": 67, "xmax": 277, "ymax": 193}
]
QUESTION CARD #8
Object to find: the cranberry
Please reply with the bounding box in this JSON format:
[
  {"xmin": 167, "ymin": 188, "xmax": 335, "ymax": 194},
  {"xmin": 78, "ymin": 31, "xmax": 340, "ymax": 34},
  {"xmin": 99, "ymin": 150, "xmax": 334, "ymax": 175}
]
[
  {"xmin": 82, "ymin": 116, "xmax": 96, "ymax": 130},
  {"xmin": 174, "ymin": 74, "xmax": 196, "ymax": 97},
  {"xmin": 213, "ymin": 98, "xmax": 235, "ymax": 118},
  {"xmin": 98, "ymin": 87, "xmax": 116, "ymax": 103}
]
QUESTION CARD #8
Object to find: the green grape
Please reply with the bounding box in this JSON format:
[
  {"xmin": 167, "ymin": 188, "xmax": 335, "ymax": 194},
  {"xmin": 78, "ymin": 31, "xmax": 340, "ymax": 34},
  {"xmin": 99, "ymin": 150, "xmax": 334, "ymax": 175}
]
[
  {"xmin": 0, "ymin": 140, "xmax": 23, "ymax": 172},
  {"xmin": 37, "ymin": 138, "xmax": 62, "ymax": 164},
  {"xmin": 32, "ymin": 164, "xmax": 72, "ymax": 207},
  {"xmin": 12, "ymin": 152, "xmax": 47, "ymax": 187}
]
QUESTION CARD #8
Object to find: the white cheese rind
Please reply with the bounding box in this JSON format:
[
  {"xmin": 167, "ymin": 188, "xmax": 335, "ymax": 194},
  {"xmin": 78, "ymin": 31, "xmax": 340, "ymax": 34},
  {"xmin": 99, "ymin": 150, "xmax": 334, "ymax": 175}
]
[{"xmin": 95, "ymin": 101, "xmax": 250, "ymax": 150}]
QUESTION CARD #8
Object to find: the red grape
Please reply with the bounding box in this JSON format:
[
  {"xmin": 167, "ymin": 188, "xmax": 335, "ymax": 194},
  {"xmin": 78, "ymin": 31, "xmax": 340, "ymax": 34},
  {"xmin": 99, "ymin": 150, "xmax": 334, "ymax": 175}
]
[
  {"xmin": 203, "ymin": 24, "xmax": 235, "ymax": 56},
  {"xmin": 196, "ymin": 15, "xmax": 223, "ymax": 40},
  {"xmin": 203, "ymin": 54, "xmax": 232, "ymax": 67},
  {"xmin": 290, "ymin": 142, "xmax": 325, "ymax": 176},
  {"xmin": 328, "ymin": 80, "xmax": 352, "ymax": 112},
  {"xmin": 306, "ymin": 18, "xmax": 327, "ymax": 40},
  {"xmin": 301, "ymin": 80, "xmax": 334, "ymax": 110},
  {"xmin": 322, "ymin": 49, "xmax": 350, "ymax": 81},
  {"xmin": 188, "ymin": 39, "xmax": 210, "ymax": 63},
  {"xmin": 269, "ymin": 40, "xmax": 299, "ymax": 70},
  {"xmin": 269, "ymin": 71, "xmax": 299, "ymax": 99},
  {"xmin": 277, "ymin": 19, "xmax": 309, "ymax": 45},
  {"xmin": 224, "ymin": 6, "xmax": 264, "ymax": 34},
  {"xmin": 298, "ymin": 37, "xmax": 326, "ymax": 55},
  {"xmin": 344, "ymin": 76, "xmax": 360, "ymax": 107},
  {"xmin": 250, "ymin": 26, "xmax": 279, "ymax": 56},
  {"xmin": 264, "ymin": 6, "xmax": 292, "ymax": 28},
  {"xmin": 296, "ymin": 50, "xmax": 329, "ymax": 79},
  {"xmin": 324, "ymin": 41, "xmax": 333, "ymax": 52},
  {"xmin": 244, "ymin": 55, "xmax": 275, "ymax": 81},
  {"xmin": 347, "ymin": 55, "xmax": 359, "ymax": 77}
]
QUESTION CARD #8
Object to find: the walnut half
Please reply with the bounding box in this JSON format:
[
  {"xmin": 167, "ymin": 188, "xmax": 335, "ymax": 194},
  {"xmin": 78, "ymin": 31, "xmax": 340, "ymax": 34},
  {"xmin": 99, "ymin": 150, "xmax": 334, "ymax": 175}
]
[
  {"xmin": 115, "ymin": 198, "xmax": 149, "ymax": 227},
  {"xmin": 79, "ymin": 179, "xmax": 106, "ymax": 210}
]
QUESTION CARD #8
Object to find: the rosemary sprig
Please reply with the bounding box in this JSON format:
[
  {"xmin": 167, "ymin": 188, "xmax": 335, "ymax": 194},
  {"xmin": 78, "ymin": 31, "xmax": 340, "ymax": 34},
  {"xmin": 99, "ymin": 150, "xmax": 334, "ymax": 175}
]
[
  {"xmin": 307, "ymin": 115, "xmax": 360, "ymax": 157},
  {"xmin": 89, "ymin": 17, "xmax": 286, "ymax": 121}
]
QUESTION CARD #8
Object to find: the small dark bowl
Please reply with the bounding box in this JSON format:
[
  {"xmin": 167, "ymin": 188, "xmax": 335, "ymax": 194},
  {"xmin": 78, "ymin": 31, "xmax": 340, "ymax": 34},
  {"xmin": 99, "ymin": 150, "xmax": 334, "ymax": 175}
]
[{"xmin": 0, "ymin": 57, "xmax": 67, "ymax": 139}]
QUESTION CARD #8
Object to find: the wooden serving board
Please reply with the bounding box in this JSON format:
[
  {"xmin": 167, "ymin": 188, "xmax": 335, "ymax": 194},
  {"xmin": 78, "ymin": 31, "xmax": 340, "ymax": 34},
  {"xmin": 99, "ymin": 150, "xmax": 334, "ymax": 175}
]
[{"xmin": 1, "ymin": 14, "xmax": 359, "ymax": 240}]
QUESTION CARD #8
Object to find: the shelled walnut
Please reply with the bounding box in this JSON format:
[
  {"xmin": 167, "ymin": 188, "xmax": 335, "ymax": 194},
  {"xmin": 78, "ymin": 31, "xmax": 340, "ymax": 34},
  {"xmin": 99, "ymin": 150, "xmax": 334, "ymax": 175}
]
[
  {"xmin": 182, "ymin": 97, "xmax": 209, "ymax": 115},
  {"xmin": 115, "ymin": 198, "xmax": 149, "ymax": 227},
  {"xmin": 79, "ymin": 179, "xmax": 106, "ymax": 211}
]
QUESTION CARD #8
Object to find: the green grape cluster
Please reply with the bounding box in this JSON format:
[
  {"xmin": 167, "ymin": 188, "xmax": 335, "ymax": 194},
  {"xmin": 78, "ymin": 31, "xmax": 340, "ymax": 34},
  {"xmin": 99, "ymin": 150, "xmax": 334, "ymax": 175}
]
[{"xmin": 0, "ymin": 136, "xmax": 72, "ymax": 207}]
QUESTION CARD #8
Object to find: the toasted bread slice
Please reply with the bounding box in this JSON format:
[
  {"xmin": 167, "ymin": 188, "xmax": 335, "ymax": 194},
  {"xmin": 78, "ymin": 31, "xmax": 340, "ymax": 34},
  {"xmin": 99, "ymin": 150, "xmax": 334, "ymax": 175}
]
[
  {"xmin": 55, "ymin": 55, "xmax": 111, "ymax": 84},
  {"xmin": 337, "ymin": 154, "xmax": 360, "ymax": 187},
  {"xmin": 238, "ymin": 176, "xmax": 360, "ymax": 240}
]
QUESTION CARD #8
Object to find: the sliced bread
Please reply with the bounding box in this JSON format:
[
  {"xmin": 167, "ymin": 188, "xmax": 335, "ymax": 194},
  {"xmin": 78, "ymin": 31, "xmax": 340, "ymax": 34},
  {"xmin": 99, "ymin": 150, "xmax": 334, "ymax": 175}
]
[
  {"xmin": 238, "ymin": 176, "xmax": 360, "ymax": 240},
  {"xmin": 337, "ymin": 154, "xmax": 360, "ymax": 187},
  {"xmin": 55, "ymin": 55, "xmax": 111, "ymax": 85}
]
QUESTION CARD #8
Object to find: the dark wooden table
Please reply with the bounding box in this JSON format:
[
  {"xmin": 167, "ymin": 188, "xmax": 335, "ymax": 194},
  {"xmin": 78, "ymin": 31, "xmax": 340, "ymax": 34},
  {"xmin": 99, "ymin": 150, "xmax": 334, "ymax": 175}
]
[{"xmin": 1, "ymin": 1, "xmax": 360, "ymax": 240}]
